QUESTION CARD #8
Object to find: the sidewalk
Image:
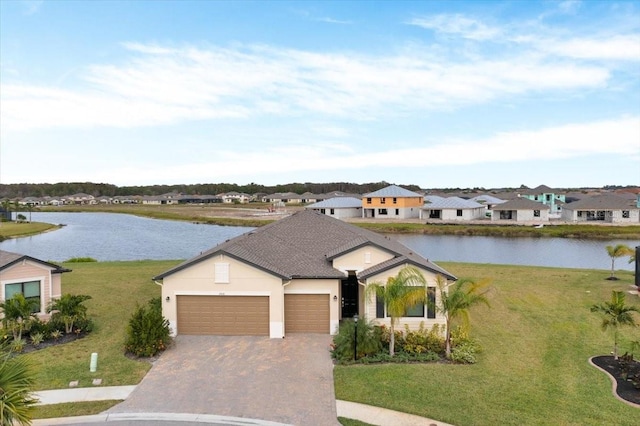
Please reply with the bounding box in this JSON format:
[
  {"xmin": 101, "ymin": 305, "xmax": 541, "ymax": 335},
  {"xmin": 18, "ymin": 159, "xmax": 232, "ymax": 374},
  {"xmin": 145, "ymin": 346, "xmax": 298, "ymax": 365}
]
[{"xmin": 34, "ymin": 386, "xmax": 454, "ymax": 426}]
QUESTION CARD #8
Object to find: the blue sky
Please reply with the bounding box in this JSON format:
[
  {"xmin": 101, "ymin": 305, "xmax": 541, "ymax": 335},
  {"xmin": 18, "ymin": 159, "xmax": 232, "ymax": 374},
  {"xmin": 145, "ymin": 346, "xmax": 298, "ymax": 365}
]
[{"xmin": 1, "ymin": 0, "xmax": 639, "ymax": 189}]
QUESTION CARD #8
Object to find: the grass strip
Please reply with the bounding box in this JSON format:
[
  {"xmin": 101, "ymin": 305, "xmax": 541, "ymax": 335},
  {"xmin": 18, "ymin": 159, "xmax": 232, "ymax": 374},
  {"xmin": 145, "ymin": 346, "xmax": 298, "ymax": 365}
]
[{"xmin": 32, "ymin": 400, "xmax": 121, "ymax": 419}]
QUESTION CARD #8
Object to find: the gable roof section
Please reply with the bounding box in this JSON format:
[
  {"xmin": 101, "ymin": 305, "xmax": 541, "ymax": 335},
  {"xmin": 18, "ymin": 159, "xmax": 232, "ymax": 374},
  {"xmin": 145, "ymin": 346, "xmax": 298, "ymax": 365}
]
[
  {"xmin": 492, "ymin": 198, "xmax": 550, "ymax": 210},
  {"xmin": 0, "ymin": 250, "xmax": 71, "ymax": 273},
  {"xmin": 364, "ymin": 185, "xmax": 422, "ymax": 198},
  {"xmin": 422, "ymin": 196, "xmax": 484, "ymax": 209},
  {"xmin": 154, "ymin": 210, "xmax": 456, "ymax": 281},
  {"xmin": 563, "ymin": 194, "xmax": 638, "ymax": 210},
  {"xmin": 305, "ymin": 197, "xmax": 363, "ymax": 209},
  {"xmin": 470, "ymin": 194, "xmax": 506, "ymax": 204}
]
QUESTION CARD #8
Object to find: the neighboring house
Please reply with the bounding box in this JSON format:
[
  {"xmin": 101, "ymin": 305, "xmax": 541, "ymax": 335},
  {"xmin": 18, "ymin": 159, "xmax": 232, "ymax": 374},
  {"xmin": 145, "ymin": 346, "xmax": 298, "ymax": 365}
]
[
  {"xmin": 362, "ymin": 185, "xmax": 423, "ymax": 219},
  {"xmin": 520, "ymin": 185, "xmax": 566, "ymax": 214},
  {"xmin": 420, "ymin": 196, "xmax": 486, "ymax": 221},
  {"xmin": 491, "ymin": 198, "xmax": 550, "ymax": 222},
  {"xmin": 0, "ymin": 250, "xmax": 71, "ymax": 318},
  {"xmin": 469, "ymin": 194, "xmax": 507, "ymax": 218},
  {"xmin": 219, "ymin": 192, "xmax": 251, "ymax": 204},
  {"xmin": 561, "ymin": 194, "xmax": 640, "ymax": 223},
  {"xmin": 67, "ymin": 193, "xmax": 96, "ymax": 205},
  {"xmin": 153, "ymin": 210, "xmax": 456, "ymax": 338},
  {"xmin": 305, "ymin": 197, "xmax": 363, "ymax": 219}
]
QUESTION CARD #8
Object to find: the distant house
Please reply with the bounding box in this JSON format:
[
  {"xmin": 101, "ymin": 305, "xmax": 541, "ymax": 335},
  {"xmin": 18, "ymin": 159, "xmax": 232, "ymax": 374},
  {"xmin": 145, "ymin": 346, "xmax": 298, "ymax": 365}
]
[
  {"xmin": 491, "ymin": 198, "xmax": 550, "ymax": 222},
  {"xmin": 362, "ymin": 185, "xmax": 423, "ymax": 219},
  {"xmin": 305, "ymin": 197, "xmax": 363, "ymax": 219},
  {"xmin": 520, "ymin": 185, "xmax": 565, "ymax": 214},
  {"xmin": 420, "ymin": 197, "xmax": 486, "ymax": 221},
  {"xmin": 67, "ymin": 193, "xmax": 96, "ymax": 205},
  {"xmin": 219, "ymin": 192, "xmax": 251, "ymax": 204},
  {"xmin": 469, "ymin": 194, "xmax": 507, "ymax": 217},
  {"xmin": 561, "ymin": 194, "xmax": 640, "ymax": 223},
  {"xmin": 0, "ymin": 250, "xmax": 71, "ymax": 318}
]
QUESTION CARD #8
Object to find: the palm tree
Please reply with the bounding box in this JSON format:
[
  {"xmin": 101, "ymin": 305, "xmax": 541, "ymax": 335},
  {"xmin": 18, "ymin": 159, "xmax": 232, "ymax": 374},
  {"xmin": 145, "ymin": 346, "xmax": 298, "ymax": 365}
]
[
  {"xmin": 47, "ymin": 294, "xmax": 92, "ymax": 334},
  {"xmin": 365, "ymin": 266, "xmax": 428, "ymax": 356},
  {"xmin": 605, "ymin": 244, "xmax": 634, "ymax": 280},
  {"xmin": 590, "ymin": 290, "xmax": 639, "ymax": 359},
  {"xmin": 434, "ymin": 275, "xmax": 490, "ymax": 358},
  {"xmin": 0, "ymin": 295, "xmax": 39, "ymax": 341},
  {"xmin": 0, "ymin": 343, "xmax": 38, "ymax": 425}
]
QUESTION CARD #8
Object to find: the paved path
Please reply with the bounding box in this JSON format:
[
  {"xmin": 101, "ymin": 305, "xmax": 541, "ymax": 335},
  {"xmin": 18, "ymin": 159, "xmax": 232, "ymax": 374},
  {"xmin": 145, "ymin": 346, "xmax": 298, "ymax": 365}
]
[
  {"xmin": 106, "ymin": 335, "xmax": 339, "ymax": 425},
  {"xmin": 34, "ymin": 335, "xmax": 453, "ymax": 426}
]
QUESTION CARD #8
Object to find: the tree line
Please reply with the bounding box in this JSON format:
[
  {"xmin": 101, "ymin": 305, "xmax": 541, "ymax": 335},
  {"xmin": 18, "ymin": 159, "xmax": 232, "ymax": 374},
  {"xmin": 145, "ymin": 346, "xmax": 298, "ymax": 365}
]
[{"xmin": 0, "ymin": 181, "xmax": 421, "ymax": 199}]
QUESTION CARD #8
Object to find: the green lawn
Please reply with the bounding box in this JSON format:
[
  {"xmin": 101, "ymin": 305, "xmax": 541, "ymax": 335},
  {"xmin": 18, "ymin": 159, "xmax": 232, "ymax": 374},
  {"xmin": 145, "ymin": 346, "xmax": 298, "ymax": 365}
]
[
  {"xmin": 24, "ymin": 260, "xmax": 180, "ymax": 390},
  {"xmin": 335, "ymin": 263, "xmax": 640, "ymax": 426},
  {"xmin": 23, "ymin": 260, "xmax": 640, "ymax": 424},
  {"xmin": 0, "ymin": 221, "xmax": 59, "ymax": 240}
]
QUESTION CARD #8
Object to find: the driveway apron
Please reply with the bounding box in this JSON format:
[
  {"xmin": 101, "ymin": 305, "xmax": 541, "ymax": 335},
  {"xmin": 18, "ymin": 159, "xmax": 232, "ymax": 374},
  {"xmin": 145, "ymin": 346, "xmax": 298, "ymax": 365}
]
[{"xmin": 108, "ymin": 335, "xmax": 339, "ymax": 426}]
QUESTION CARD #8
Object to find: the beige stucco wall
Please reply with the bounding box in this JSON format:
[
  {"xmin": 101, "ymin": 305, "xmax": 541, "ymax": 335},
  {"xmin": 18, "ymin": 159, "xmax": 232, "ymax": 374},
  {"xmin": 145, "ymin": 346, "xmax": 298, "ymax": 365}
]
[
  {"xmin": 161, "ymin": 254, "xmax": 284, "ymax": 337},
  {"xmin": 361, "ymin": 264, "xmax": 448, "ymax": 331},
  {"xmin": 332, "ymin": 246, "xmax": 395, "ymax": 274},
  {"xmin": 161, "ymin": 254, "xmax": 343, "ymax": 338},
  {"xmin": 0, "ymin": 259, "xmax": 54, "ymax": 316}
]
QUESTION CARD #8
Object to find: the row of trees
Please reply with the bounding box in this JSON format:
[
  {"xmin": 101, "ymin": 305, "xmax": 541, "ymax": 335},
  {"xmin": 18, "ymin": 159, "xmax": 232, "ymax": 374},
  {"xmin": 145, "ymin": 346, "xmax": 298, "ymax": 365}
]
[{"xmin": 0, "ymin": 181, "xmax": 416, "ymax": 199}]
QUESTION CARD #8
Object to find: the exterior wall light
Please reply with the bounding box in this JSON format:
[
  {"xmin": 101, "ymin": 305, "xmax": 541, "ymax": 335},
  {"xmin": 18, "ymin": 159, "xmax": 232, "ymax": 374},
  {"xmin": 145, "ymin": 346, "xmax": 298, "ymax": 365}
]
[
  {"xmin": 333, "ymin": 295, "xmax": 338, "ymax": 301},
  {"xmin": 165, "ymin": 296, "xmax": 170, "ymax": 302}
]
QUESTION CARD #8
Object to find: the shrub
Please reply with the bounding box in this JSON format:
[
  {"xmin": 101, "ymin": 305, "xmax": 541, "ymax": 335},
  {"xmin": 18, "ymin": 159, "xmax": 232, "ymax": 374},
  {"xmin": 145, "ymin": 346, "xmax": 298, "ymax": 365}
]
[
  {"xmin": 64, "ymin": 257, "xmax": 98, "ymax": 263},
  {"xmin": 401, "ymin": 323, "xmax": 446, "ymax": 356},
  {"xmin": 10, "ymin": 338, "xmax": 26, "ymax": 353},
  {"xmin": 449, "ymin": 327, "xmax": 481, "ymax": 364},
  {"xmin": 30, "ymin": 332, "xmax": 45, "ymax": 347},
  {"xmin": 50, "ymin": 330, "xmax": 63, "ymax": 341},
  {"xmin": 124, "ymin": 297, "xmax": 171, "ymax": 357},
  {"xmin": 331, "ymin": 317, "xmax": 382, "ymax": 363}
]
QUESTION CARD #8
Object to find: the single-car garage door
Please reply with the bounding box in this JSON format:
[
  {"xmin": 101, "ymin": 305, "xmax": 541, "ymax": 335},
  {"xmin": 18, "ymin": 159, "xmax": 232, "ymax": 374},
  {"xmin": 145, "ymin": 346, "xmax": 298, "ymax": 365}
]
[
  {"xmin": 177, "ymin": 295, "xmax": 269, "ymax": 336},
  {"xmin": 284, "ymin": 294, "xmax": 330, "ymax": 334}
]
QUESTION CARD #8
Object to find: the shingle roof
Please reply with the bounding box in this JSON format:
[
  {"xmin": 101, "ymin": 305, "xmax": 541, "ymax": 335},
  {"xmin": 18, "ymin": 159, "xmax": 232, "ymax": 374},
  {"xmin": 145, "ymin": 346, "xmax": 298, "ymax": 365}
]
[
  {"xmin": 305, "ymin": 197, "xmax": 363, "ymax": 209},
  {"xmin": 154, "ymin": 210, "xmax": 456, "ymax": 281},
  {"xmin": 363, "ymin": 185, "xmax": 422, "ymax": 198},
  {"xmin": 0, "ymin": 250, "xmax": 71, "ymax": 273},
  {"xmin": 422, "ymin": 196, "xmax": 484, "ymax": 209},
  {"xmin": 563, "ymin": 194, "xmax": 638, "ymax": 210},
  {"xmin": 492, "ymin": 198, "xmax": 550, "ymax": 210}
]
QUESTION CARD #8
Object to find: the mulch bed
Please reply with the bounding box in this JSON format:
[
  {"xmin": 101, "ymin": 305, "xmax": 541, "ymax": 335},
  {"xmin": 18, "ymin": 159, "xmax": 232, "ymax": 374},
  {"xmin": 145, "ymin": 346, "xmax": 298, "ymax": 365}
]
[
  {"xmin": 591, "ymin": 355, "xmax": 640, "ymax": 406},
  {"xmin": 20, "ymin": 332, "xmax": 88, "ymax": 354}
]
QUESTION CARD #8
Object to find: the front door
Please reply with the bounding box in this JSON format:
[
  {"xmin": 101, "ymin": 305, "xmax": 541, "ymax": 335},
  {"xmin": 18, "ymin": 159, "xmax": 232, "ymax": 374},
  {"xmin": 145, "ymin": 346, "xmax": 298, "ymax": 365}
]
[{"xmin": 341, "ymin": 273, "xmax": 359, "ymax": 319}]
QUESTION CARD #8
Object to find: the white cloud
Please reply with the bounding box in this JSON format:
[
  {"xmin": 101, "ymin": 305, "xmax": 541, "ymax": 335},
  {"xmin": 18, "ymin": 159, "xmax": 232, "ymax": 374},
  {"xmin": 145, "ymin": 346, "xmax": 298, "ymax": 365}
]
[
  {"xmin": 0, "ymin": 42, "xmax": 613, "ymax": 132},
  {"xmin": 540, "ymin": 35, "xmax": 640, "ymax": 61},
  {"xmin": 407, "ymin": 14, "xmax": 501, "ymax": 40},
  {"xmin": 88, "ymin": 116, "xmax": 639, "ymax": 184}
]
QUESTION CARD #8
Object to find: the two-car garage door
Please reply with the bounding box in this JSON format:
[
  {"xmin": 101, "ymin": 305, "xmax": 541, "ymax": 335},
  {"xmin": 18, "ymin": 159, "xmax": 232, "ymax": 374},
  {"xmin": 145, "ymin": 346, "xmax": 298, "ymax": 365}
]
[
  {"xmin": 177, "ymin": 295, "xmax": 269, "ymax": 335},
  {"xmin": 176, "ymin": 294, "xmax": 329, "ymax": 336}
]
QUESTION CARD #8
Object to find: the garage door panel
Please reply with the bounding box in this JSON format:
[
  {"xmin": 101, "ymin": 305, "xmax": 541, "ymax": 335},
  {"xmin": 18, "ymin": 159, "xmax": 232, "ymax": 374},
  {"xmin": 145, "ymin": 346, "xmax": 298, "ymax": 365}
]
[
  {"xmin": 285, "ymin": 294, "xmax": 329, "ymax": 334},
  {"xmin": 177, "ymin": 295, "xmax": 269, "ymax": 336}
]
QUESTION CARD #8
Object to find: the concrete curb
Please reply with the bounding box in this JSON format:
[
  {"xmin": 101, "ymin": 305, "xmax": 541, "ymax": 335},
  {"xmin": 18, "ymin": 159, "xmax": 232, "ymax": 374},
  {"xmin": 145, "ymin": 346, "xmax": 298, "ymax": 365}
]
[
  {"xmin": 34, "ymin": 412, "xmax": 291, "ymax": 425},
  {"xmin": 33, "ymin": 387, "xmax": 454, "ymax": 426},
  {"xmin": 336, "ymin": 400, "xmax": 454, "ymax": 426}
]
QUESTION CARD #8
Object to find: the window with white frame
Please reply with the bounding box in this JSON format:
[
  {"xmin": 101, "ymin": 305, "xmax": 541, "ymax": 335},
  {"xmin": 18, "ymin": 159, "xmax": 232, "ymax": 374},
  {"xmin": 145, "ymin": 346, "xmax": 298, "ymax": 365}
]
[
  {"xmin": 364, "ymin": 252, "xmax": 371, "ymax": 264},
  {"xmin": 214, "ymin": 263, "xmax": 230, "ymax": 283}
]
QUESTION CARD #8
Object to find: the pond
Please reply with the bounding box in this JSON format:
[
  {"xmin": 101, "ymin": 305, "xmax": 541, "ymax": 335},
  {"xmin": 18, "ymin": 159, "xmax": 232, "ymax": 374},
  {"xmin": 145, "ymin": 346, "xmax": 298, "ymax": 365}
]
[{"xmin": 0, "ymin": 212, "xmax": 637, "ymax": 271}]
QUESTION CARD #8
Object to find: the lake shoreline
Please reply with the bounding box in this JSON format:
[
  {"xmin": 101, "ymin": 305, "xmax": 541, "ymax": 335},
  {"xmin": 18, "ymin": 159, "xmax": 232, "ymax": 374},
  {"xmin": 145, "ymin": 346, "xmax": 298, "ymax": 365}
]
[{"xmin": 38, "ymin": 205, "xmax": 640, "ymax": 240}]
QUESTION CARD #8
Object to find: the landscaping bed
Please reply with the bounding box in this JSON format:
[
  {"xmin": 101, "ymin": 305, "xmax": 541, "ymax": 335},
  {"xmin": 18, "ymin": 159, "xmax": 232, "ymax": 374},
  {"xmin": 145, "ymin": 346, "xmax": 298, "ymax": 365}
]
[{"xmin": 591, "ymin": 355, "xmax": 640, "ymax": 406}]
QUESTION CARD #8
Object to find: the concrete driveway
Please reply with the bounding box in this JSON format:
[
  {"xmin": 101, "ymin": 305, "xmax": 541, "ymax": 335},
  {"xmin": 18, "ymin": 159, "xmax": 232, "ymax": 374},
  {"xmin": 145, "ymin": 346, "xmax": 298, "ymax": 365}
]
[{"xmin": 108, "ymin": 335, "xmax": 339, "ymax": 426}]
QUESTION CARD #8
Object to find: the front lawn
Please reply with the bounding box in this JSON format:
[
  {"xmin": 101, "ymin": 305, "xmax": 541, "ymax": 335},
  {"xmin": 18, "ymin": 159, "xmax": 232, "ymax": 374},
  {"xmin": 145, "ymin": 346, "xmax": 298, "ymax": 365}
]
[
  {"xmin": 334, "ymin": 263, "xmax": 640, "ymax": 426},
  {"xmin": 24, "ymin": 260, "xmax": 180, "ymax": 390}
]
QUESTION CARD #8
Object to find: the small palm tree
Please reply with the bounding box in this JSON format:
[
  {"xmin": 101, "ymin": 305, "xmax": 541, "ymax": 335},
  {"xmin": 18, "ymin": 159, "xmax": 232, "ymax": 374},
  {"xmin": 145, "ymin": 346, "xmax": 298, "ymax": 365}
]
[
  {"xmin": 0, "ymin": 343, "xmax": 38, "ymax": 425},
  {"xmin": 47, "ymin": 294, "xmax": 92, "ymax": 334},
  {"xmin": 0, "ymin": 294, "xmax": 39, "ymax": 341},
  {"xmin": 434, "ymin": 275, "xmax": 490, "ymax": 358},
  {"xmin": 590, "ymin": 290, "xmax": 639, "ymax": 359},
  {"xmin": 365, "ymin": 266, "xmax": 427, "ymax": 356},
  {"xmin": 605, "ymin": 244, "xmax": 634, "ymax": 280}
]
